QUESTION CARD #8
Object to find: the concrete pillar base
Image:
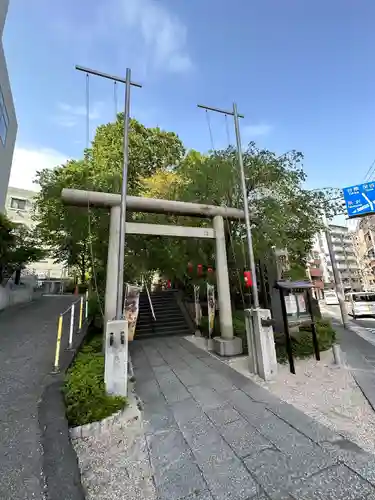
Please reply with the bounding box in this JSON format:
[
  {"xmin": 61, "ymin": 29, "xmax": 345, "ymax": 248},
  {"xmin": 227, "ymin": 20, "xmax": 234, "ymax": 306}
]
[{"xmin": 213, "ymin": 336, "xmax": 243, "ymax": 356}]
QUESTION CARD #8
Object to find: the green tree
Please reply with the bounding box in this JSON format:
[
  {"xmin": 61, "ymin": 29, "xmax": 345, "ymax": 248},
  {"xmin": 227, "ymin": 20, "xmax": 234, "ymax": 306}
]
[
  {"xmin": 0, "ymin": 214, "xmax": 46, "ymax": 283},
  {"xmin": 135, "ymin": 143, "xmax": 341, "ymax": 295},
  {"xmin": 34, "ymin": 117, "xmax": 186, "ymax": 287}
]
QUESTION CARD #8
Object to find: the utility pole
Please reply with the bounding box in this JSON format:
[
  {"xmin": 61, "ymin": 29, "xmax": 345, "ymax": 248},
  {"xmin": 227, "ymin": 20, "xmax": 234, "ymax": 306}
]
[
  {"xmin": 76, "ymin": 65, "xmax": 142, "ymax": 320},
  {"xmin": 197, "ymin": 103, "xmax": 260, "ymax": 309},
  {"xmin": 322, "ymin": 211, "xmax": 349, "ymax": 327}
]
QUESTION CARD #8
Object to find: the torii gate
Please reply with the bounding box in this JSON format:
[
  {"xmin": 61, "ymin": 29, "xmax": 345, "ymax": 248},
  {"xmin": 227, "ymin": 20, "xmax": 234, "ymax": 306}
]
[{"xmin": 61, "ymin": 188, "xmax": 245, "ymax": 355}]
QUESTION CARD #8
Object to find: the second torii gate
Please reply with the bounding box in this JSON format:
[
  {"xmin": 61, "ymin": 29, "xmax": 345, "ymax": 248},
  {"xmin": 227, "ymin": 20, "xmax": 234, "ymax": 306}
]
[{"xmin": 61, "ymin": 188, "xmax": 245, "ymax": 356}]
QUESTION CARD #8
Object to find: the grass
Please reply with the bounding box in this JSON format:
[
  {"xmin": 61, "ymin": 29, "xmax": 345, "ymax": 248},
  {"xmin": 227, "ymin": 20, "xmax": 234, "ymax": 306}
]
[
  {"xmin": 200, "ymin": 310, "xmax": 336, "ymax": 364},
  {"xmin": 63, "ymin": 329, "xmax": 127, "ymax": 427}
]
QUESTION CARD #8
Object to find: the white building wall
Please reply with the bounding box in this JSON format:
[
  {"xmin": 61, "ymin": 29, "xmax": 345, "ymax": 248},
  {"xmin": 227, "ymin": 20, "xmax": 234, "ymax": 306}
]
[
  {"xmin": 0, "ymin": 0, "xmax": 17, "ymax": 212},
  {"xmin": 6, "ymin": 187, "xmax": 68, "ymax": 279}
]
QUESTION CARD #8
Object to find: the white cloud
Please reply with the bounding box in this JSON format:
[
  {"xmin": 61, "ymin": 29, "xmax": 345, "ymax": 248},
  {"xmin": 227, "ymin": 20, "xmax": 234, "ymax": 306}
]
[
  {"xmin": 9, "ymin": 146, "xmax": 69, "ymax": 191},
  {"xmin": 118, "ymin": 0, "xmax": 192, "ymax": 73},
  {"xmin": 243, "ymin": 123, "xmax": 273, "ymax": 138},
  {"xmin": 51, "ymin": 0, "xmax": 192, "ymax": 76},
  {"xmin": 54, "ymin": 101, "xmax": 103, "ymax": 128}
]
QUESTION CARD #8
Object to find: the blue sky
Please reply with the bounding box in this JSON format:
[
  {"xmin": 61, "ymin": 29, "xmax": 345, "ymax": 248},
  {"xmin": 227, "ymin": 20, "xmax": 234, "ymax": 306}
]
[{"xmin": 5, "ymin": 0, "xmax": 375, "ymax": 197}]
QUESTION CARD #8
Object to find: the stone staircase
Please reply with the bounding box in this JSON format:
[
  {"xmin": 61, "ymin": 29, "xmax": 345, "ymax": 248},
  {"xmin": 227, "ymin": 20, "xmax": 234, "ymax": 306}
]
[{"xmin": 135, "ymin": 290, "xmax": 193, "ymax": 339}]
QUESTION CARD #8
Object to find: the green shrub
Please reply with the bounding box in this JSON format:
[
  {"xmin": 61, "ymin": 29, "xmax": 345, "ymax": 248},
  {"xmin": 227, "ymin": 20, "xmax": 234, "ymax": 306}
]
[
  {"xmin": 200, "ymin": 308, "xmax": 336, "ymax": 365},
  {"xmin": 276, "ymin": 319, "xmax": 336, "ymax": 363},
  {"xmin": 64, "ymin": 333, "xmax": 127, "ymax": 427}
]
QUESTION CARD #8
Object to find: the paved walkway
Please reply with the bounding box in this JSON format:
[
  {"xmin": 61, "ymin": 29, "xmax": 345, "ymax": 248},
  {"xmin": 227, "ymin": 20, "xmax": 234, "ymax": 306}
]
[
  {"xmin": 0, "ymin": 295, "xmax": 77, "ymax": 500},
  {"xmin": 321, "ymin": 304, "xmax": 375, "ymax": 413},
  {"xmin": 131, "ymin": 337, "xmax": 375, "ymax": 500}
]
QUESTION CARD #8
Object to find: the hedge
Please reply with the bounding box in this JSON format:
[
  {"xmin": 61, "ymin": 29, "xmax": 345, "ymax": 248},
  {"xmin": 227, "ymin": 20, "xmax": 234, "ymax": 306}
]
[
  {"xmin": 200, "ymin": 311, "xmax": 336, "ymax": 363},
  {"xmin": 63, "ymin": 331, "xmax": 127, "ymax": 427}
]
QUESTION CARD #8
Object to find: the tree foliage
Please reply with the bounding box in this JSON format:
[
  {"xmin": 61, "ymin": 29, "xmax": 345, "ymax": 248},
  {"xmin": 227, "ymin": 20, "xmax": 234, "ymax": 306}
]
[
  {"xmin": 34, "ymin": 116, "xmax": 185, "ymax": 284},
  {"xmin": 0, "ymin": 213, "xmax": 46, "ymax": 283},
  {"xmin": 33, "ymin": 114, "xmax": 341, "ymax": 295}
]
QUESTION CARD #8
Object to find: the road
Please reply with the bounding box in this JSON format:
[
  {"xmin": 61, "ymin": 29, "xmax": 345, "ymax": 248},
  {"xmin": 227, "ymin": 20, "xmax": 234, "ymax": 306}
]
[
  {"xmin": 320, "ymin": 303, "xmax": 375, "ymax": 411},
  {"xmin": 0, "ymin": 295, "xmax": 77, "ymax": 500},
  {"xmin": 321, "ymin": 303, "xmax": 375, "ymax": 351}
]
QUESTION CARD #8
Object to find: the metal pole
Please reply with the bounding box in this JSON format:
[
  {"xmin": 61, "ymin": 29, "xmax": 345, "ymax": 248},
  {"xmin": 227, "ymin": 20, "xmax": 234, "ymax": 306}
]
[
  {"xmin": 53, "ymin": 314, "xmax": 63, "ymax": 373},
  {"xmin": 233, "ymin": 103, "xmax": 260, "ymax": 309},
  {"xmin": 79, "ymin": 296, "xmax": 84, "ymax": 331},
  {"xmin": 322, "ymin": 211, "xmax": 349, "ymax": 327},
  {"xmin": 75, "ymin": 64, "xmax": 142, "ymax": 321},
  {"xmin": 85, "ymin": 290, "xmax": 89, "ymax": 320},
  {"xmin": 68, "ymin": 304, "xmax": 75, "ymax": 349},
  {"xmin": 116, "ymin": 68, "xmax": 131, "ymax": 319}
]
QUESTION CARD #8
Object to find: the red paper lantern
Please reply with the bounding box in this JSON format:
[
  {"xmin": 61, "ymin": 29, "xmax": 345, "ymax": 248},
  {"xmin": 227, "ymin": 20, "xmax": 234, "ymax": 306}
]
[
  {"xmin": 187, "ymin": 262, "xmax": 193, "ymax": 273},
  {"xmin": 167, "ymin": 279, "xmax": 171, "ymax": 288},
  {"xmin": 197, "ymin": 264, "xmax": 203, "ymax": 276},
  {"xmin": 244, "ymin": 270, "xmax": 252, "ymax": 287},
  {"xmin": 207, "ymin": 267, "xmax": 213, "ymax": 274}
]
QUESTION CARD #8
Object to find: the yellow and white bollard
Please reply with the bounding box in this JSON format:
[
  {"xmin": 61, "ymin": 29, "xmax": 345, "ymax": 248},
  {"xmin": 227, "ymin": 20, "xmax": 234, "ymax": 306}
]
[
  {"xmin": 79, "ymin": 296, "xmax": 83, "ymax": 331},
  {"xmin": 53, "ymin": 314, "xmax": 63, "ymax": 373},
  {"xmin": 85, "ymin": 290, "xmax": 89, "ymax": 320},
  {"xmin": 68, "ymin": 303, "xmax": 75, "ymax": 349}
]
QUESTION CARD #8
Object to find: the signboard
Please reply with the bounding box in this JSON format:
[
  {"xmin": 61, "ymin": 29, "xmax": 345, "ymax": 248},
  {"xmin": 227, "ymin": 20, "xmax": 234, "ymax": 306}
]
[{"xmin": 342, "ymin": 182, "xmax": 375, "ymax": 218}]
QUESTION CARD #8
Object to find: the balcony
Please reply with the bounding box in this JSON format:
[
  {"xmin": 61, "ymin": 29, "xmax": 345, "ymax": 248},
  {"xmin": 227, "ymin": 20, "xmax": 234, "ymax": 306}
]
[{"xmin": 309, "ymin": 268, "xmax": 323, "ymax": 277}]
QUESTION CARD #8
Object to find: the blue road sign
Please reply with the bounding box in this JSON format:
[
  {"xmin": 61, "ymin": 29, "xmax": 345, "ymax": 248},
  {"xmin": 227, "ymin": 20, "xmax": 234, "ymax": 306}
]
[{"xmin": 342, "ymin": 182, "xmax": 375, "ymax": 218}]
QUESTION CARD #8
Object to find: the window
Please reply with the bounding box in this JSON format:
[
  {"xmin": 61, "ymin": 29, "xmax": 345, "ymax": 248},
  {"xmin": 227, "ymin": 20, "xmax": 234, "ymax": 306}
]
[
  {"xmin": 0, "ymin": 87, "xmax": 8, "ymax": 145},
  {"xmin": 10, "ymin": 197, "xmax": 27, "ymax": 210}
]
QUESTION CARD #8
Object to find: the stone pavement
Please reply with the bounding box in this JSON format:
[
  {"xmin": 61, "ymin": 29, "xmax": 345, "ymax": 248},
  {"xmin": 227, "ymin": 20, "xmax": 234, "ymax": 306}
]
[
  {"xmin": 131, "ymin": 336, "xmax": 375, "ymax": 500},
  {"xmin": 0, "ymin": 295, "xmax": 78, "ymax": 500},
  {"xmin": 321, "ymin": 304, "xmax": 375, "ymax": 413}
]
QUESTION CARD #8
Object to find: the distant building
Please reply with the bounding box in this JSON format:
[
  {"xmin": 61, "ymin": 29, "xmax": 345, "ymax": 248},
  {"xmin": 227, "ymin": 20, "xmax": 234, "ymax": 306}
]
[
  {"xmin": 0, "ymin": 0, "xmax": 17, "ymax": 212},
  {"xmin": 6, "ymin": 187, "xmax": 68, "ymax": 279},
  {"xmin": 355, "ymin": 215, "xmax": 375, "ymax": 290},
  {"xmin": 308, "ymin": 225, "xmax": 362, "ymax": 295}
]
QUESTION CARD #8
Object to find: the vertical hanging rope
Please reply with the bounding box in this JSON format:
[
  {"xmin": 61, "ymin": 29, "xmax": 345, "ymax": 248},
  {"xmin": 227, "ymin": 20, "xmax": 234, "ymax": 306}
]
[
  {"xmin": 205, "ymin": 110, "xmax": 215, "ymax": 151},
  {"xmin": 83, "ymin": 73, "xmax": 104, "ymax": 319},
  {"xmin": 85, "ymin": 73, "xmax": 90, "ymax": 149},
  {"xmin": 225, "ymin": 114, "xmax": 231, "ymax": 146},
  {"xmin": 114, "ymin": 81, "xmax": 118, "ymax": 121}
]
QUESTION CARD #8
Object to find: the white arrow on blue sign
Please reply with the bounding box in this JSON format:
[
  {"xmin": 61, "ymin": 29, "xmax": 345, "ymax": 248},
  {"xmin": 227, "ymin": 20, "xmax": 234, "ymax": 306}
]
[{"xmin": 342, "ymin": 182, "xmax": 375, "ymax": 218}]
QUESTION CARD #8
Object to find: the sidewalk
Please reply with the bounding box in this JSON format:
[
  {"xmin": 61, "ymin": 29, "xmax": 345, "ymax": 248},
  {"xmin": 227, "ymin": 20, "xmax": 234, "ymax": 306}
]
[
  {"xmin": 321, "ymin": 305, "xmax": 375, "ymax": 412},
  {"xmin": 0, "ymin": 295, "xmax": 78, "ymax": 500},
  {"xmin": 131, "ymin": 337, "xmax": 375, "ymax": 500}
]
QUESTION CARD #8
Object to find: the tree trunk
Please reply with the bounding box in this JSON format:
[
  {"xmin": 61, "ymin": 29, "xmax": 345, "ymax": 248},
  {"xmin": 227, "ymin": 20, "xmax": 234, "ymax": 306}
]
[{"xmin": 15, "ymin": 268, "xmax": 21, "ymax": 285}]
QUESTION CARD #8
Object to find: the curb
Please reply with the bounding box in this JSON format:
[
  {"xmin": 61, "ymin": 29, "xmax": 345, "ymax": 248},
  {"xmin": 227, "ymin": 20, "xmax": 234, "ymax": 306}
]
[
  {"xmin": 70, "ymin": 390, "xmax": 141, "ymax": 440},
  {"xmin": 38, "ymin": 321, "xmax": 91, "ymax": 500}
]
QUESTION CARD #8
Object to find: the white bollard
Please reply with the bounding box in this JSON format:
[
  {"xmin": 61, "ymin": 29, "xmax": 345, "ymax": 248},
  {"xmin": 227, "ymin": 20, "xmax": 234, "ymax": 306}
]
[
  {"xmin": 85, "ymin": 290, "xmax": 88, "ymax": 320},
  {"xmin": 68, "ymin": 303, "xmax": 75, "ymax": 349}
]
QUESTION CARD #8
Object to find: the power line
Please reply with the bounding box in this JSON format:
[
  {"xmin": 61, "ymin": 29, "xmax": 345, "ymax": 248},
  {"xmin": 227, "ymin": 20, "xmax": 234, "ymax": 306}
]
[{"xmin": 364, "ymin": 158, "xmax": 375, "ymax": 182}]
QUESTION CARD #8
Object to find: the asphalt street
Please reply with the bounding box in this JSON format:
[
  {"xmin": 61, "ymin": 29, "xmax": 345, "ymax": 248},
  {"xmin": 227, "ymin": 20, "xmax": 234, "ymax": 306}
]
[{"xmin": 0, "ymin": 295, "xmax": 77, "ymax": 500}]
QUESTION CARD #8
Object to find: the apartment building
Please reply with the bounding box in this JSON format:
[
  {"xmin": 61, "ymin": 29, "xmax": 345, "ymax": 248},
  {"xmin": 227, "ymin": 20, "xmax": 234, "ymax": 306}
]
[
  {"xmin": 309, "ymin": 225, "xmax": 362, "ymax": 293},
  {"xmin": 0, "ymin": 0, "xmax": 17, "ymax": 212},
  {"xmin": 6, "ymin": 187, "xmax": 68, "ymax": 279},
  {"xmin": 355, "ymin": 215, "xmax": 375, "ymax": 290}
]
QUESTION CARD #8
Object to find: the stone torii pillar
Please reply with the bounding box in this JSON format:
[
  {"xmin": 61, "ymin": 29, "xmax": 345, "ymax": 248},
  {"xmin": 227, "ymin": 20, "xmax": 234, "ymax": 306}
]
[{"xmin": 61, "ymin": 188, "xmax": 245, "ymax": 355}]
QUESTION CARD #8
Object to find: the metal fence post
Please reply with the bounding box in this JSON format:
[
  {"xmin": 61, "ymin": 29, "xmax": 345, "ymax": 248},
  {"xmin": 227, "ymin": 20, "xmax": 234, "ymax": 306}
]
[
  {"xmin": 53, "ymin": 314, "xmax": 63, "ymax": 373},
  {"xmin": 79, "ymin": 296, "xmax": 83, "ymax": 331},
  {"xmin": 85, "ymin": 290, "xmax": 89, "ymax": 320},
  {"xmin": 68, "ymin": 304, "xmax": 75, "ymax": 349}
]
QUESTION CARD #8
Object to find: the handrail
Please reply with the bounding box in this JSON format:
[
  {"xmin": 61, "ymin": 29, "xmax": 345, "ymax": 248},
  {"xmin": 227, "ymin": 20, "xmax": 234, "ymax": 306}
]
[{"xmin": 144, "ymin": 279, "xmax": 156, "ymax": 321}]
